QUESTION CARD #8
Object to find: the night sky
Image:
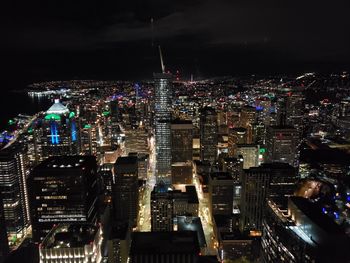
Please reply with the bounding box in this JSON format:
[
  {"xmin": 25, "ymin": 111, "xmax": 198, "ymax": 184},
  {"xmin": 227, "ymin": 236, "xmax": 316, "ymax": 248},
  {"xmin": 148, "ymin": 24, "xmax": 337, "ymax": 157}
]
[{"xmin": 2, "ymin": 0, "xmax": 350, "ymax": 85}]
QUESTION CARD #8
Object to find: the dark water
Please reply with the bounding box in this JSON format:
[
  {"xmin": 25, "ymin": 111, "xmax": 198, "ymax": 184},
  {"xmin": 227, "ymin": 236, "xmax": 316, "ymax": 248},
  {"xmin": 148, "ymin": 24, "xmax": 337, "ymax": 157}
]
[{"xmin": 0, "ymin": 90, "xmax": 52, "ymax": 131}]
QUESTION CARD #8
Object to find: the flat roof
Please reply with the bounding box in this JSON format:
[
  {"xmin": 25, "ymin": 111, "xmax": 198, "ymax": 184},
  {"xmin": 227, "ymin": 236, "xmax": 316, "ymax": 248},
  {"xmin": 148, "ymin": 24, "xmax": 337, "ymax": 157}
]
[
  {"xmin": 177, "ymin": 216, "xmax": 206, "ymax": 247},
  {"xmin": 115, "ymin": 156, "xmax": 138, "ymax": 165},
  {"xmin": 210, "ymin": 172, "xmax": 233, "ymax": 181},
  {"xmin": 34, "ymin": 155, "xmax": 96, "ymax": 170},
  {"xmin": 185, "ymin": 185, "xmax": 199, "ymax": 204},
  {"xmin": 41, "ymin": 223, "xmax": 98, "ymax": 249},
  {"xmin": 130, "ymin": 231, "xmax": 200, "ymax": 254}
]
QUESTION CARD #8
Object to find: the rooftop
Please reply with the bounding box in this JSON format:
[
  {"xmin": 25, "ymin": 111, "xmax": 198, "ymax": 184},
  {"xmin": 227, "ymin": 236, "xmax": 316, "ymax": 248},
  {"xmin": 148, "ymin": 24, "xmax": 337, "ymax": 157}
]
[
  {"xmin": 177, "ymin": 216, "xmax": 206, "ymax": 247},
  {"xmin": 41, "ymin": 223, "xmax": 98, "ymax": 249},
  {"xmin": 210, "ymin": 172, "xmax": 233, "ymax": 181},
  {"xmin": 115, "ymin": 156, "xmax": 138, "ymax": 166},
  {"xmin": 46, "ymin": 99, "xmax": 69, "ymax": 115},
  {"xmin": 34, "ymin": 155, "xmax": 96, "ymax": 170},
  {"xmin": 130, "ymin": 231, "xmax": 200, "ymax": 255}
]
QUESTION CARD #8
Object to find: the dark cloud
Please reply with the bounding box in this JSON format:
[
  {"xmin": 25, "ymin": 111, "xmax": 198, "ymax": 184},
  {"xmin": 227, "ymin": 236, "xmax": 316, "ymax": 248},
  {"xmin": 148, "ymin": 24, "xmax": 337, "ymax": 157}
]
[{"xmin": 1, "ymin": 0, "xmax": 350, "ymax": 81}]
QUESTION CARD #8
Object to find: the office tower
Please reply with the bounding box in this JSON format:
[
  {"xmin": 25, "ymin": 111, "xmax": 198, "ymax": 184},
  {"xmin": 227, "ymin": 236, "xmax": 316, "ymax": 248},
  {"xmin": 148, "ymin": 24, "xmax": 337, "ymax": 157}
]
[
  {"xmin": 172, "ymin": 185, "xmax": 199, "ymax": 217},
  {"xmin": 228, "ymin": 128, "xmax": 247, "ymax": 157},
  {"xmin": 113, "ymin": 156, "xmax": 139, "ymax": 226},
  {"xmin": 251, "ymin": 122, "xmax": 265, "ymax": 145},
  {"xmin": 236, "ymin": 144, "xmax": 259, "ymax": 169},
  {"xmin": 29, "ymin": 156, "xmax": 98, "ymax": 242},
  {"xmin": 209, "ymin": 172, "xmax": 234, "ymax": 216},
  {"xmin": 0, "ymin": 193, "xmax": 9, "ymax": 263},
  {"xmin": 222, "ymin": 157, "xmax": 243, "ymax": 210},
  {"xmin": 240, "ymin": 167, "xmax": 270, "ymax": 231},
  {"xmin": 132, "ymin": 153, "xmax": 148, "ymax": 180},
  {"xmin": 340, "ymin": 97, "xmax": 350, "ymax": 117},
  {"xmin": 39, "ymin": 223, "xmax": 103, "ymax": 263},
  {"xmin": 240, "ymin": 163, "xmax": 297, "ymax": 232},
  {"xmin": 154, "ymin": 73, "xmax": 173, "ymax": 183},
  {"xmin": 124, "ymin": 128, "xmax": 149, "ymax": 155},
  {"xmin": 285, "ymin": 93, "xmax": 305, "ymax": 129},
  {"xmin": 217, "ymin": 231, "xmax": 258, "ymax": 262},
  {"xmin": 39, "ymin": 99, "xmax": 79, "ymax": 159},
  {"xmin": 129, "ymin": 231, "xmax": 200, "ymax": 263},
  {"xmin": 222, "ymin": 157, "xmax": 243, "ymax": 183},
  {"xmin": 263, "ymin": 162, "xmax": 297, "ymax": 200},
  {"xmin": 107, "ymin": 222, "xmax": 131, "ymax": 263},
  {"xmin": 0, "ymin": 143, "xmax": 30, "ymax": 240},
  {"xmin": 171, "ymin": 119, "xmax": 193, "ymax": 163},
  {"xmin": 151, "ymin": 184, "xmax": 174, "ymax": 231},
  {"xmin": 255, "ymin": 97, "xmax": 272, "ymax": 126},
  {"xmin": 80, "ymin": 123, "xmax": 97, "ymax": 155},
  {"xmin": 99, "ymin": 163, "xmax": 114, "ymax": 194},
  {"xmin": 239, "ymin": 106, "xmax": 256, "ymax": 143},
  {"xmin": 266, "ymin": 126, "xmax": 299, "ymax": 166},
  {"xmin": 110, "ymin": 99, "xmax": 120, "ymax": 123},
  {"xmin": 200, "ymin": 107, "xmax": 218, "ymax": 164},
  {"xmin": 261, "ymin": 197, "xmax": 350, "ymax": 263},
  {"xmin": 171, "ymin": 161, "xmax": 192, "ymax": 184}
]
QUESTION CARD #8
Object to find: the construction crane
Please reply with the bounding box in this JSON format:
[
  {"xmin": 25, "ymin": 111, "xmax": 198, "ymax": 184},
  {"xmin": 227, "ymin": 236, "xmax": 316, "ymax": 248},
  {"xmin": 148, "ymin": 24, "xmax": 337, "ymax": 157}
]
[{"xmin": 158, "ymin": 45, "xmax": 165, "ymax": 73}]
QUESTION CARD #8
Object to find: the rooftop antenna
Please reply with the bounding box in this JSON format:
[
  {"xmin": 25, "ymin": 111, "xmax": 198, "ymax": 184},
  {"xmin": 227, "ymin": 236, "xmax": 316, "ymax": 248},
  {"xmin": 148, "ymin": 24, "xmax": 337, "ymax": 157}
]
[{"xmin": 158, "ymin": 45, "xmax": 165, "ymax": 73}]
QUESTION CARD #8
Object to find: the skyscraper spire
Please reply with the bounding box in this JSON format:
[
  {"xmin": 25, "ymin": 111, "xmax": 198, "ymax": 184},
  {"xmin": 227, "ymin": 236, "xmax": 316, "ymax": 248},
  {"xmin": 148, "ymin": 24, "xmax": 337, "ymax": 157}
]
[{"xmin": 158, "ymin": 45, "xmax": 165, "ymax": 73}]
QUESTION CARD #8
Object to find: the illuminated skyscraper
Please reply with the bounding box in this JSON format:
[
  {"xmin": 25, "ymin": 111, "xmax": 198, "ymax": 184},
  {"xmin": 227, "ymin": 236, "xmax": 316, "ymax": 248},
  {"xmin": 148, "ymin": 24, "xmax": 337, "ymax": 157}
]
[
  {"xmin": 266, "ymin": 126, "xmax": 299, "ymax": 166},
  {"xmin": 0, "ymin": 193, "xmax": 9, "ymax": 263},
  {"xmin": 240, "ymin": 163, "xmax": 296, "ymax": 232},
  {"xmin": 228, "ymin": 128, "xmax": 247, "ymax": 157},
  {"xmin": 200, "ymin": 107, "xmax": 218, "ymax": 164},
  {"xmin": 151, "ymin": 184, "xmax": 174, "ymax": 232},
  {"xmin": 239, "ymin": 106, "xmax": 257, "ymax": 143},
  {"xmin": 113, "ymin": 156, "xmax": 139, "ymax": 227},
  {"xmin": 0, "ymin": 143, "xmax": 30, "ymax": 241},
  {"xmin": 154, "ymin": 73, "xmax": 173, "ymax": 183},
  {"xmin": 37, "ymin": 99, "xmax": 79, "ymax": 160},
  {"xmin": 28, "ymin": 156, "xmax": 98, "ymax": 242},
  {"xmin": 171, "ymin": 119, "xmax": 193, "ymax": 163},
  {"xmin": 209, "ymin": 172, "xmax": 234, "ymax": 216}
]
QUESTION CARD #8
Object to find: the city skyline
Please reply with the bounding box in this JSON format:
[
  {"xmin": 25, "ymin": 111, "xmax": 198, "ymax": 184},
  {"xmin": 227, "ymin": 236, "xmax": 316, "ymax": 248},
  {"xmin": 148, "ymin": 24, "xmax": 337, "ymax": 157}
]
[{"xmin": 1, "ymin": 2, "xmax": 350, "ymax": 263}]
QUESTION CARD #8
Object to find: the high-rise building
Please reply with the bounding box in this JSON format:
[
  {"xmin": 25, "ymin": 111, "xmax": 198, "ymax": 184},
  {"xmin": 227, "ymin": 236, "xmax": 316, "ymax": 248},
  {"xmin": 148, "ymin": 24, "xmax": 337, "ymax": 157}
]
[
  {"xmin": 39, "ymin": 223, "xmax": 103, "ymax": 263},
  {"xmin": 124, "ymin": 128, "xmax": 149, "ymax": 155},
  {"xmin": 239, "ymin": 106, "xmax": 257, "ymax": 143},
  {"xmin": 0, "ymin": 143, "xmax": 30, "ymax": 240},
  {"xmin": 240, "ymin": 167, "xmax": 270, "ymax": 231},
  {"xmin": 263, "ymin": 162, "xmax": 297, "ymax": 201},
  {"xmin": 110, "ymin": 99, "xmax": 120, "ymax": 123},
  {"xmin": 151, "ymin": 184, "xmax": 199, "ymax": 232},
  {"xmin": 285, "ymin": 93, "xmax": 305, "ymax": 130},
  {"xmin": 129, "ymin": 231, "xmax": 200, "ymax": 263},
  {"xmin": 209, "ymin": 172, "xmax": 234, "ymax": 216},
  {"xmin": 0, "ymin": 193, "xmax": 9, "ymax": 263},
  {"xmin": 266, "ymin": 126, "xmax": 299, "ymax": 166},
  {"xmin": 154, "ymin": 73, "xmax": 173, "ymax": 183},
  {"xmin": 113, "ymin": 156, "xmax": 139, "ymax": 226},
  {"xmin": 80, "ymin": 123, "xmax": 97, "ymax": 155},
  {"xmin": 171, "ymin": 119, "xmax": 193, "ymax": 163},
  {"xmin": 37, "ymin": 99, "xmax": 80, "ymax": 160},
  {"xmin": 171, "ymin": 161, "xmax": 193, "ymax": 184},
  {"xmin": 261, "ymin": 197, "xmax": 350, "ymax": 263},
  {"xmin": 29, "ymin": 156, "xmax": 98, "ymax": 242},
  {"xmin": 236, "ymin": 144, "xmax": 259, "ymax": 169},
  {"xmin": 228, "ymin": 128, "xmax": 247, "ymax": 157},
  {"xmin": 200, "ymin": 107, "xmax": 218, "ymax": 164},
  {"xmin": 151, "ymin": 184, "xmax": 174, "ymax": 232},
  {"xmin": 240, "ymin": 163, "xmax": 296, "ymax": 232}
]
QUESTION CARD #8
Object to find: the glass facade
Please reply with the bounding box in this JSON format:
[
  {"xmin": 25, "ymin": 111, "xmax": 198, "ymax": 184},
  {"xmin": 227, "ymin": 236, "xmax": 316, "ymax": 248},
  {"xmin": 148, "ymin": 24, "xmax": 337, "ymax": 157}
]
[{"xmin": 154, "ymin": 73, "xmax": 172, "ymax": 183}]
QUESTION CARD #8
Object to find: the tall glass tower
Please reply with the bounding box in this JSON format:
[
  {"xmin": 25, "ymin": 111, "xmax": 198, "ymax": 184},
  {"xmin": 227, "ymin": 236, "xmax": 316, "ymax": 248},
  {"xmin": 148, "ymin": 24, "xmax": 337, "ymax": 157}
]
[{"xmin": 154, "ymin": 73, "xmax": 172, "ymax": 184}]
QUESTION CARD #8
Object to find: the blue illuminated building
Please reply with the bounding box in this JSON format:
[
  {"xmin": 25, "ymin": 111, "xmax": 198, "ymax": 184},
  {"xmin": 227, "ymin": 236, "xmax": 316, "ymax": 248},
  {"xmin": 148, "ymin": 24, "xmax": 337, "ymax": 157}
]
[{"xmin": 38, "ymin": 99, "xmax": 80, "ymax": 159}]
